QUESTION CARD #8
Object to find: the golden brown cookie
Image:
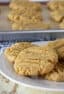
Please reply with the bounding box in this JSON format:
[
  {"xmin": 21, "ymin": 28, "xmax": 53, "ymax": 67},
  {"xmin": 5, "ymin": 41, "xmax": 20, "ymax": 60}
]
[
  {"xmin": 8, "ymin": 1, "xmax": 44, "ymax": 30},
  {"xmin": 4, "ymin": 42, "xmax": 35, "ymax": 63},
  {"xmin": 48, "ymin": 1, "xmax": 64, "ymax": 29},
  {"xmin": 45, "ymin": 62, "xmax": 64, "ymax": 82},
  {"xmin": 48, "ymin": 38, "xmax": 64, "ymax": 49},
  {"xmin": 14, "ymin": 46, "xmax": 58, "ymax": 76},
  {"xmin": 48, "ymin": 39, "xmax": 64, "ymax": 60}
]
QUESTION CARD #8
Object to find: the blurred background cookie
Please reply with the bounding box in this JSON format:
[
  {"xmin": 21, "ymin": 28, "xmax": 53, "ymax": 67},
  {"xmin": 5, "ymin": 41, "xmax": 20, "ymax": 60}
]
[
  {"xmin": 47, "ymin": 1, "xmax": 64, "ymax": 29},
  {"xmin": 8, "ymin": 1, "xmax": 50, "ymax": 30}
]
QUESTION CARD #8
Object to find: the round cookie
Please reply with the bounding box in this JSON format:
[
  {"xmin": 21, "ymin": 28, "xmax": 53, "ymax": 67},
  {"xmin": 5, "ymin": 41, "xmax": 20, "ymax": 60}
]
[
  {"xmin": 4, "ymin": 42, "xmax": 35, "ymax": 63},
  {"xmin": 45, "ymin": 62, "xmax": 64, "ymax": 82},
  {"xmin": 14, "ymin": 46, "xmax": 58, "ymax": 76}
]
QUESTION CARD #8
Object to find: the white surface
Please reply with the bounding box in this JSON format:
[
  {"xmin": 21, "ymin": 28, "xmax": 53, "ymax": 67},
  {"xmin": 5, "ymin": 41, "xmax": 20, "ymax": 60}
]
[{"xmin": 0, "ymin": 41, "xmax": 64, "ymax": 92}]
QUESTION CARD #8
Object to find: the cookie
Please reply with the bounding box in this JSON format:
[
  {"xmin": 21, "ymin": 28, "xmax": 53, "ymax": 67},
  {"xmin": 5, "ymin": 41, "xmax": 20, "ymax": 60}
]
[
  {"xmin": 48, "ymin": 38, "xmax": 64, "ymax": 49},
  {"xmin": 4, "ymin": 42, "xmax": 35, "ymax": 63},
  {"xmin": 48, "ymin": 39, "xmax": 64, "ymax": 60},
  {"xmin": 48, "ymin": 1, "xmax": 64, "ymax": 28},
  {"xmin": 14, "ymin": 46, "xmax": 58, "ymax": 76},
  {"xmin": 8, "ymin": 0, "xmax": 44, "ymax": 30},
  {"xmin": 45, "ymin": 62, "xmax": 64, "ymax": 82}
]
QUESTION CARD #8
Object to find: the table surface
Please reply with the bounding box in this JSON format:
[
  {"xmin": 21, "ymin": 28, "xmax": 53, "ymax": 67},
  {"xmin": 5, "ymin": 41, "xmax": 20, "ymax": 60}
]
[
  {"xmin": 0, "ymin": 74, "xmax": 64, "ymax": 94},
  {"xmin": 0, "ymin": 74, "xmax": 22, "ymax": 94}
]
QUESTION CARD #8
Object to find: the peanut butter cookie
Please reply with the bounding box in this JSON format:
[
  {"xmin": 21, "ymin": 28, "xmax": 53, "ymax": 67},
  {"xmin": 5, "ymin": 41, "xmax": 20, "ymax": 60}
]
[
  {"xmin": 48, "ymin": 1, "xmax": 64, "ymax": 28},
  {"xmin": 45, "ymin": 62, "xmax": 64, "ymax": 82},
  {"xmin": 14, "ymin": 46, "xmax": 58, "ymax": 76},
  {"xmin": 4, "ymin": 42, "xmax": 35, "ymax": 63},
  {"xmin": 48, "ymin": 38, "xmax": 64, "ymax": 49},
  {"xmin": 48, "ymin": 39, "xmax": 64, "ymax": 60}
]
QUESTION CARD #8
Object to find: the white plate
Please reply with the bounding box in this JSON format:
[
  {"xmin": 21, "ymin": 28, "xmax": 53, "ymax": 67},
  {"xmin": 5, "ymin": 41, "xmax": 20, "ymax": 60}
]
[{"xmin": 0, "ymin": 41, "xmax": 64, "ymax": 92}]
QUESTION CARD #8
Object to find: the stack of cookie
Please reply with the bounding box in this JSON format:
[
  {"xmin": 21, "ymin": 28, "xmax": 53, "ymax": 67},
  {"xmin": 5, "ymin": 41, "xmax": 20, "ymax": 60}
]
[
  {"xmin": 8, "ymin": 0, "xmax": 50, "ymax": 30},
  {"xmin": 4, "ymin": 42, "xmax": 58, "ymax": 77},
  {"xmin": 4, "ymin": 39, "xmax": 64, "ymax": 82},
  {"xmin": 48, "ymin": 1, "xmax": 64, "ymax": 29},
  {"xmin": 45, "ymin": 39, "xmax": 64, "ymax": 81}
]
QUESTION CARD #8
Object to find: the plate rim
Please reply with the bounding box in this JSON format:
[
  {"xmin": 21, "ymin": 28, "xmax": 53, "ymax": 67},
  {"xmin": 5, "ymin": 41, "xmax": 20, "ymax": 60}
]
[{"xmin": 0, "ymin": 70, "xmax": 64, "ymax": 92}]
